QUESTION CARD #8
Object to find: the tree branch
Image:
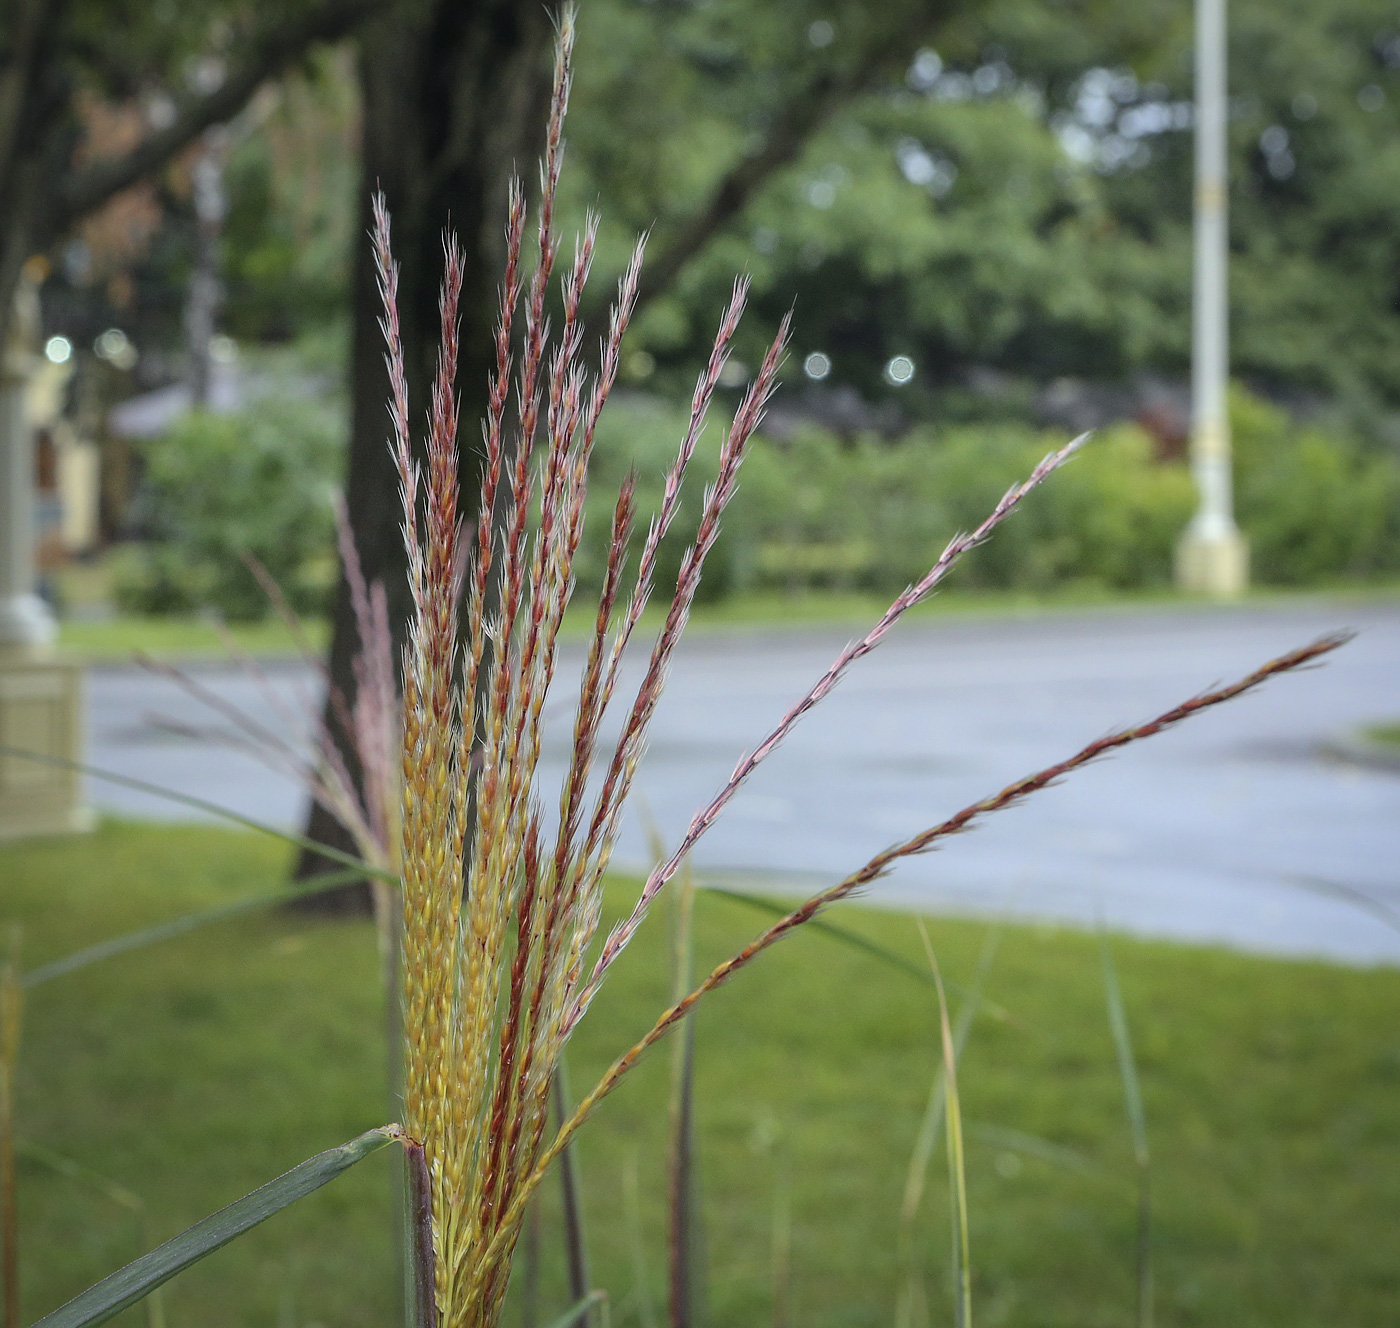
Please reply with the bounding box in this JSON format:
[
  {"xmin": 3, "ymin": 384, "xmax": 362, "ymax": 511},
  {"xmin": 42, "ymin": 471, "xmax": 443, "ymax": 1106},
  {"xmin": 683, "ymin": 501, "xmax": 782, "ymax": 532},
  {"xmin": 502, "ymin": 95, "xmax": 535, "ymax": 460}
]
[
  {"xmin": 0, "ymin": 0, "xmax": 68, "ymax": 188},
  {"xmin": 51, "ymin": 0, "xmax": 383, "ymax": 233},
  {"xmin": 632, "ymin": 6, "xmax": 950, "ymax": 314}
]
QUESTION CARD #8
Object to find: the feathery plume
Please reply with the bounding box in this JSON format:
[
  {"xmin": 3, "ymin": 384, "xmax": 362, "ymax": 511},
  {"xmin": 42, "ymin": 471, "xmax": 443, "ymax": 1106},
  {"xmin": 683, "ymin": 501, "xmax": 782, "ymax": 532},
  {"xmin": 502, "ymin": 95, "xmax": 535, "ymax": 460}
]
[{"xmin": 382, "ymin": 11, "xmax": 1347, "ymax": 1327}]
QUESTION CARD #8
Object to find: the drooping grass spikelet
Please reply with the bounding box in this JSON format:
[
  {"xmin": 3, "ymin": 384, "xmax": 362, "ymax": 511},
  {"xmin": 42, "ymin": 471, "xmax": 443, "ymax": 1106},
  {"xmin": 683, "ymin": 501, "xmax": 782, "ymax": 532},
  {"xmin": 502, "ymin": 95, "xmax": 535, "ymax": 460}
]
[
  {"xmin": 461, "ymin": 631, "xmax": 1348, "ymax": 1283},
  {"xmin": 139, "ymin": 499, "xmax": 403, "ymax": 947}
]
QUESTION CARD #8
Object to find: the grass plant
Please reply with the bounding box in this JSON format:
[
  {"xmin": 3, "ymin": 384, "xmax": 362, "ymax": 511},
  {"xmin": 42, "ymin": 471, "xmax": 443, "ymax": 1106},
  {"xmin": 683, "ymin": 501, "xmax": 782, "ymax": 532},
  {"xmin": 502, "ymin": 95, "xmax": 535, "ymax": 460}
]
[
  {"xmin": 1, "ymin": 7, "xmax": 1361, "ymax": 1326},
  {"xmin": 369, "ymin": 13, "xmax": 1341, "ymax": 1324}
]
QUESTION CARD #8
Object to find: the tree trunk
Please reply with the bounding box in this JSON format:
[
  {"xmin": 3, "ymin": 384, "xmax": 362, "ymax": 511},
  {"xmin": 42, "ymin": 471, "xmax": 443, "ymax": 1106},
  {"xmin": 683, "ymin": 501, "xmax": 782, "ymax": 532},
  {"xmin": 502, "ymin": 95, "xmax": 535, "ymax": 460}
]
[
  {"xmin": 295, "ymin": 0, "xmax": 553, "ymax": 906},
  {"xmin": 295, "ymin": 0, "xmax": 966, "ymax": 904},
  {"xmin": 0, "ymin": 0, "xmax": 73, "ymax": 353}
]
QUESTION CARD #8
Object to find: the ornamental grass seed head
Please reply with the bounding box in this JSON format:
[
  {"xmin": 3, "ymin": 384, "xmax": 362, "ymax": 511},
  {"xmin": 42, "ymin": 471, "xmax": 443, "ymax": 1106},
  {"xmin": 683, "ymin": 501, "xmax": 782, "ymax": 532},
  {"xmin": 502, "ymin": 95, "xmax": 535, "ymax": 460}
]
[{"xmin": 382, "ymin": 11, "xmax": 1347, "ymax": 1326}]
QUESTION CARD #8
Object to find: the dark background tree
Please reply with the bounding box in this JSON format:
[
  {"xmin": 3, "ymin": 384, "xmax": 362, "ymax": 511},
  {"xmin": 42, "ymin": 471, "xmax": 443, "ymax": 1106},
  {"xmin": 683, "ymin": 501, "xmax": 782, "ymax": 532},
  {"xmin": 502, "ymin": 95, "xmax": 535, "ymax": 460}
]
[
  {"xmin": 0, "ymin": 0, "xmax": 382, "ymax": 350},
  {"xmin": 297, "ymin": 0, "xmax": 555, "ymax": 890}
]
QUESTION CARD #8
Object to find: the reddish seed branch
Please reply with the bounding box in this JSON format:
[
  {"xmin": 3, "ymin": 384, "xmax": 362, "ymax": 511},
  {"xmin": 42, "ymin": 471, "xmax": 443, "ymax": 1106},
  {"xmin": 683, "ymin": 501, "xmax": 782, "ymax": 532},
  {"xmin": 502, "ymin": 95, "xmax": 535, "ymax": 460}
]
[
  {"xmin": 560, "ymin": 317, "xmax": 792, "ymax": 1020},
  {"xmin": 475, "ymin": 630, "xmax": 1351, "ymax": 1274},
  {"xmin": 600, "ymin": 278, "xmax": 748, "ymax": 705},
  {"xmin": 373, "ymin": 194, "xmax": 421, "ymax": 609},
  {"xmin": 570, "ymin": 429, "xmax": 1085, "ymax": 1027}
]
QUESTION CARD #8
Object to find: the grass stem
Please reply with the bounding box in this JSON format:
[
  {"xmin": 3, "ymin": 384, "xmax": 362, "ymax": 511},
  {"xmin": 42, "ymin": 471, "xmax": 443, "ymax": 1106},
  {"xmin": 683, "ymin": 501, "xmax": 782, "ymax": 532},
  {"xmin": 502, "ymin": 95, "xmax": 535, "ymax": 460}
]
[
  {"xmin": 1, "ymin": 928, "xmax": 20, "ymax": 1328},
  {"xmin": 1098, "ymin": 927, "xmax": 1152, "ymax": 1328}
]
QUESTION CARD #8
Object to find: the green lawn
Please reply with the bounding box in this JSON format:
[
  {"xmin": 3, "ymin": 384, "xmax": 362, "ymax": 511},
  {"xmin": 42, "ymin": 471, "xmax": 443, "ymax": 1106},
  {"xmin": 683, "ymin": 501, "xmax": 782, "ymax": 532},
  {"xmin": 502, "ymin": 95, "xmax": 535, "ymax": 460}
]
[
  {"xmin": 56, "ymin": 613, "xmax": 331, "ymax": 663},
  {"xmin": 5, "ymin": 823, "xmax": 1400, "ymax": 1328},
  {"xmin": 54, "ymin": 578, "xmax": 1400, "ymax": 665},
  {"xmin": 1363, "ymin": 722, "xmax": 1400, "ymax": 751}
]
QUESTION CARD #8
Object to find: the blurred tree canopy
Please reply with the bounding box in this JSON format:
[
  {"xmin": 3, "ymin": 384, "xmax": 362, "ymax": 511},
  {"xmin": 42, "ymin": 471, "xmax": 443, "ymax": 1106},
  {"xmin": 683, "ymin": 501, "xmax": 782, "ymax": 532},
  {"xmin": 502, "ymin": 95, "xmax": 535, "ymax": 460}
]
[
  {"xmin": 16, "ymin": 0, "xmax": 1400, "ymax": 421},
  {"xmin": 560, "ymin": 0, "xmax": 1400, "ymax": 426},
  {"xmin": 0, "ymin": 0, "xmax": 379, "ymax": 348}
]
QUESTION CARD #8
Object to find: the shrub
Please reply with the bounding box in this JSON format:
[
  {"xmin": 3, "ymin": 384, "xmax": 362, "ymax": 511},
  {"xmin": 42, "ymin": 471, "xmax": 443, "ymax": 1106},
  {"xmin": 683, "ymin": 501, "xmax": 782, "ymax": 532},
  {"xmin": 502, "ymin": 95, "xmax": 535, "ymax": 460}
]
[
  {"xmin": 114, "ymin": 396, "xmax": 342, "ymax": 621},
  {"xmin": 581, "ymin": 407, "xmax": 1196, "ymax": 599},
  {"xmin": 1231, "ymin": 389, "xmax": 1400, "ymax": 584},
  {"xmin": 579, "ymin": 390, "xmax": 1400, "ymax": 601}
]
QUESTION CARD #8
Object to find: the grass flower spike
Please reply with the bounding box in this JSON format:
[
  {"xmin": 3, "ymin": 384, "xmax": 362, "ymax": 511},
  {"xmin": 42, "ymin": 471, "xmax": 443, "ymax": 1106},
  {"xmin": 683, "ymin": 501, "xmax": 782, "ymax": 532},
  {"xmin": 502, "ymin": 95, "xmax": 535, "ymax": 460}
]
[
  {"xmin": 382, "ymin": 10, "xmax": 1347, "ymax": 1326},
  {"xmin": 384, "ymin": 16, "xmax": 785, "ymax": 1323}
]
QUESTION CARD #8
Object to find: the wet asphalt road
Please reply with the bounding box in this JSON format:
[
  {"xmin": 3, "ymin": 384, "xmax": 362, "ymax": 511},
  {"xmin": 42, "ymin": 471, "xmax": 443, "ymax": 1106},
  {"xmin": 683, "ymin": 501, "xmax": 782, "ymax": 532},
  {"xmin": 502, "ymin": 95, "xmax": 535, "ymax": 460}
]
[{"xmin": 84, "ymin": 598, "xmax": 1400, "ymax": 965}]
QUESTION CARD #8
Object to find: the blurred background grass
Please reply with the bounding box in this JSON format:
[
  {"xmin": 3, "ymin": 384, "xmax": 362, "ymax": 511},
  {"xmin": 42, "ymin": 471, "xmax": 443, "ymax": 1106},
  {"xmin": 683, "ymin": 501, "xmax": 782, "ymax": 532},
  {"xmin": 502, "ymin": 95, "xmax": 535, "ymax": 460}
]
[{"xmin": 7, "ymin": 822, "xmax": 1398, "ymax": 1327}]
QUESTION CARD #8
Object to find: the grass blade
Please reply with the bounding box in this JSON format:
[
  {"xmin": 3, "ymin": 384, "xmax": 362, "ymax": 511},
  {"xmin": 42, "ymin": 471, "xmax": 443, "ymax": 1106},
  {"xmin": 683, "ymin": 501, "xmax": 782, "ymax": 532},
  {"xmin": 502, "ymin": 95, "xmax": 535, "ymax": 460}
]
[
  {"xmin": 31, "ymin": 1126, "xmax": 399, "ymax": 1328},
  {"xmin": 1098, "ymin": 927, "xmax": 1152, "ymax": 1328},
  {"xmin": 1, "ymin": 930, "xmax": 19, "ymax": 1328},
  {"xmin": 701, "ymin": 886, "xmax": 1014, "ymax": 1023},
  {"xmin": 770, "ymin": 1148, "xmax": 790, "ymax": 1328},
  {"xmin": 623, "ymin": 1152, "xmax": 658, "ymax": 1328},
  {"xmin": 0, "ymin": 745, "xmax": 394, "ymax": 884},
  {"xmin": 1281, "ymin": 871, "xmax": 1400, "ymax": 937},
  {"xmin": 13, "ymin": 1141, "xmax": 143, "ymax": 1214},
  {"xmin": 667, "ymin": 862, "xmax": 700, "ymax": 1328},
  {"xmin": 553, "ymin": 1058, "xmax": 592, "ymax": 1318},
  {"xmin": 964, "ymin": 1123, "xmax": 1108, "ymax": 1185},
  {"xmin": 520, "ymin": 1200, "xmax": 542, "ymax": 1328},
  {"xmin": 918, "ymin": 922, "xmax": 971, "ymax": 1328},
  {"xmin": 22, "ymin": 867, "xmax": 378, "ymax": 990},
  {"xmin": 542, "ymin": 1291, "xmax": 607, "ymax": 1328},
  {"xmin": 13, "ymin": 1142, "xmax": 165, "ymax": 1328},
  {"xmin": 896, "ymin": 927, "xmax": 999, "ymax": 1328},
  {"xmin": 899, "ymin": 926, "xmax": 999, "ymax": 1229}
]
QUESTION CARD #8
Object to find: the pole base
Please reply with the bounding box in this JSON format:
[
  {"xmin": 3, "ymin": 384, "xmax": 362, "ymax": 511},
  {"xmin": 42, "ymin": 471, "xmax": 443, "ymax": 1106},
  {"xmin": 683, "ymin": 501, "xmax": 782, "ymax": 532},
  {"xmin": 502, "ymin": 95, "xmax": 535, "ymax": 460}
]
[
  {"xmin": 0, "ymin": 648, "xmax": 91, "ymax": 841},
  {"xmin": 1176, "ymin": 526, "xmax": 1249, "ymax": 598},
  {"xmin": 0, "ymin": 593, "xmax": 56, "ymax": 650}
]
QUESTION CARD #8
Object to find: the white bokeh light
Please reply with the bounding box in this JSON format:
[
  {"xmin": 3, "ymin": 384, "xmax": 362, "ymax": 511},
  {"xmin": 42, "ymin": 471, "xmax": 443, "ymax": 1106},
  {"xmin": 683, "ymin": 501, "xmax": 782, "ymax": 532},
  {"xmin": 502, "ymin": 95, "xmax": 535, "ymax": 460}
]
[{"xmin": 884, "ymin": 355, "xmax": 915, "ymax": 386}]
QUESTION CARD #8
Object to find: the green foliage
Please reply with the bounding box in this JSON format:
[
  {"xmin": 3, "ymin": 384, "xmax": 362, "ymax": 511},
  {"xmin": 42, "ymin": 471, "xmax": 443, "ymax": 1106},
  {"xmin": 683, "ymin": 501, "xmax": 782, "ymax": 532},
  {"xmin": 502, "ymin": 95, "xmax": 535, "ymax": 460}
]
[
  {"xmin": 583, "ymin": 402, "xmax": 1196, "ymax": 598},
  {"xmin": 1231, "ymin": 390, "xmax": 1400, "ymax": 583},
  {"xmin": 581, "ymin": 392, "xmax": 1400, "ymax": 601},
  {"xmin": 739, "ymin": 422, "xmax": 1199, "ymax": 594},
  {"xmin": 567, "ymin": 0, "xmax": 1400, "ymax": 423},
  {"xmin": 222, "ymin": 51, "xmax": 359, "ymax": 342},
  {"xmin": 114, "ymin": 397, "xmax": 342, "ymax": 622}
]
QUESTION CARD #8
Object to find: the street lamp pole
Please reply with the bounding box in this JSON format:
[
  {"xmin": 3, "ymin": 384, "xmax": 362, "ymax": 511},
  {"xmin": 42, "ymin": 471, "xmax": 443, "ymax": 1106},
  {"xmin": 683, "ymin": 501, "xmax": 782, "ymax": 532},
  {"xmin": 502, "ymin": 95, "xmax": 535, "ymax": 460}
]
[{"xmin": 1178, "ymin": 0, "xmax": 1248, "ymax": 596}]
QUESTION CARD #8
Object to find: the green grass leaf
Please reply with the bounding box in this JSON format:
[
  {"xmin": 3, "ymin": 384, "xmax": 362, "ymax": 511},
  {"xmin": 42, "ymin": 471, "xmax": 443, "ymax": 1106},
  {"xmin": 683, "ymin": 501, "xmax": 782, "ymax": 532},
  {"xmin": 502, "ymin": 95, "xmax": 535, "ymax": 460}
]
[
  {"xmin": 1099, "ymin": 926, "xmax": 1152, "ymax": 1328},
  {"xmin": 31, "ymin": 1126, "xmax": 399, "ymax": 1328},
  {"xmin": 0, "ymin": 745, "xmax": 393, "ymax": 884},
  {"xmin": 701, "ymin": 885, "xmax": 1014, "ymax": 1023},
  {"xmin": 918, "ymin": 922, "xmax": 971, "ymax": 1328},
  {"xmin": 23, "ymin": 867, "xmax": 375, "ymax": 989},
  {"xmin": 541, "ymin": 1290, "xmax": 607, "ymax": 1328}
]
